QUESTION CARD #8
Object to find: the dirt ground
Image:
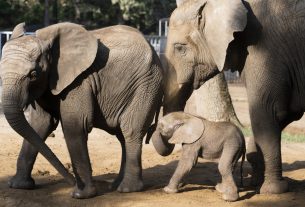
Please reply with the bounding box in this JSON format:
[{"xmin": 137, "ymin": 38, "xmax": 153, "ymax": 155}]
[{"xmin": 1, "ymin": 85, "xmax": 305, "ymax": 207}]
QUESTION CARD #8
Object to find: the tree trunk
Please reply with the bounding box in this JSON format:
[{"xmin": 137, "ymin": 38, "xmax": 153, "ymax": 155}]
[
  {"xmin": 185, "ymin": 72, "xmax": 242, "ymax": 126},
  {"xmin": 44, "ymin": 0, "xmax": 50, "ymax": 26}
]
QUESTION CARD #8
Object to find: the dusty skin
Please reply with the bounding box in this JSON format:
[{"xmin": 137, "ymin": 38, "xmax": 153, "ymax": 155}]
[{"xmin": 1, "ymin": 85, "xmax": 305, "ymax": 207}]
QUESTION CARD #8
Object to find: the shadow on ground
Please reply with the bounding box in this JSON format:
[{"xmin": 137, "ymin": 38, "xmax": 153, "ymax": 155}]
[{"xmin": 0, "ymin": 160, "xmax": 305, "ymax": 207}]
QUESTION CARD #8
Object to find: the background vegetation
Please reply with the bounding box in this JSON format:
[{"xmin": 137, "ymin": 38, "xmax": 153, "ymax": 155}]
[{"xmin": 0, "ymin": 0, "xmax": 176, "ymax": 33}]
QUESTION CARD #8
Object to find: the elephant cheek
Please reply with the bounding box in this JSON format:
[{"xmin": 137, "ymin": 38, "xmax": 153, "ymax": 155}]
[{"xmin": 176, "ymin": 68, "xmax": 193, "ymax": 85}]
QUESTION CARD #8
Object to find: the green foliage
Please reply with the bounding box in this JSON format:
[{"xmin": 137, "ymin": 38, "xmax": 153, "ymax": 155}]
[
  {"xmin": 241, "ymin": 126, "xmax": 305, "ymax": 143},
  {"xmin": 0, "ymin": 0, "xmax": 176, "ymax": 33}
]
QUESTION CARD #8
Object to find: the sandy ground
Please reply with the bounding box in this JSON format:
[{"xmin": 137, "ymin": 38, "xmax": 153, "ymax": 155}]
[{"xmin": 0, "ymin": 85, "xmax": 305, "ymax": 207}]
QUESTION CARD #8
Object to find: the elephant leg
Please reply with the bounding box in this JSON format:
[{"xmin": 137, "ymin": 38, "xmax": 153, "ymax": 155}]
[
  {"xmin": 215, "ymin": 141, "xmax": 240, "ymax": 202},
  {"xmin": 246, "ymin": 136, "xmax": 264, "ymax": 187},
  {"xmin": 116, "ymin": 133, "xmax": 144, "ymax": 193},
  {"xmin": 250, "ymin": 106, "xmax": 288, "ymax": 194},
  {"xmin": 9, "ymin": 104, "xmax": 58, "ymax": 189},
  {"xmin": 116, "ymin": 80, "xmax": 163, "ymax": 193},
  {"xmin": 110, "ymin": 132, "xmax": 126, "ymax": 190},
  {"xmin": 164, "ymin": 144, "xmax": 199, "ymax": 194},
  {"xmin": 61, "ymin": 112, "xmax": 96, "ymax": 199}
]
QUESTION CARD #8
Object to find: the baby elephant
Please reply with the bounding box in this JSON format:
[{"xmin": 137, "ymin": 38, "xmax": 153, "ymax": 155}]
[{"xmin": 151, "ymin": 112, "xmax": 245, "ymax": 202}]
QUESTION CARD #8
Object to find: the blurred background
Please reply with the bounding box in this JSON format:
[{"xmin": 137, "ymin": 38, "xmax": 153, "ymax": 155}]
[{"xmin": 0, "ymin": 0, "xmax": 176, "ymax": 33}]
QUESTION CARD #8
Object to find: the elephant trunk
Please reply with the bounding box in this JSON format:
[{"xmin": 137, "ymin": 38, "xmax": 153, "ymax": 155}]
[
  {"xmin": 1, "ymin": 79, "xmax": 75, "ymax": 186},
  {"xmin": 151, "ymin": 129, "xmax": 175, "ymax": 156},
  {"xmin": 162, "ymin": 58, "xmax": 193, "ymax": 115}
]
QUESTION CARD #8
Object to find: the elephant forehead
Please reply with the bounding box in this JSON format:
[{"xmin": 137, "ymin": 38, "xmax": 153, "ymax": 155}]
[
  {"xmin": 167, "ymin": 25, "xmax": 193, "ymax": 44},
  {"xmin": 2, "ymin": 36, "xmax": 42, "ymax": 61}
]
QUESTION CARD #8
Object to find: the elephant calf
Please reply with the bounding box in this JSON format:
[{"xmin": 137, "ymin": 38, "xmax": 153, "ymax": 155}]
[{"xmin": 152, "ymin": 112, "xmax": 245, "ymax": 202}]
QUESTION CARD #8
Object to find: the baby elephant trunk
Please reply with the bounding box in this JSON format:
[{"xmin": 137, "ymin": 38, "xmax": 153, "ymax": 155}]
[{"xmin": 151, "ymin": 129, "xmax": 175, "ymax": 156}]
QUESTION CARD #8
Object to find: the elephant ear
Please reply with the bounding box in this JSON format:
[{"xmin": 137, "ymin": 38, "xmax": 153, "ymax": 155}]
[
  {"xmin": 36, "ymin": 22, "xmax": 98, "ymax": 95},
  {"xmin": 10, "ymin": 22, "xmax": 26, "ymax": 40},
  {"xmin": 202, "ymin": 0, "xmax": 248, "ymax": 71},
  {"xmin": 169, "ymin": 116, "xmax": 204, "ymax": 144}
]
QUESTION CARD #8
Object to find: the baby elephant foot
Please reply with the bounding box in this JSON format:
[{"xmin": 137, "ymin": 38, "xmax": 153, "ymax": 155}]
[
  {"xmin": 71, "ymin": 184, "xmax": 97, "ymax": 199},
  {"xmin": 216, "ymin": 183, "xmax": 239, "ymax": 202},
  {"xmin": 163, "ymin": 185, "xmax": 178, "ymax": 194},
  {"xmin": 259, "ymin": 179, "xmax": 288, "ymax": 194},
  {"xmin": 117, "ymin": 178, "xmax": 144, "ymax": 193},
  {"xmin": 8, "ymin": 175, "xmax": 35, "ymax": 189}
]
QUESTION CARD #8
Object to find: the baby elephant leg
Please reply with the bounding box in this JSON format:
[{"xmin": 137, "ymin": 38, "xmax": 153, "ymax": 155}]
[
  {"xmin": 216, "ymin": 143, "xmax": 241, "ymax": 202},
  {"xmin": 164, "ymin": 144, "xmax": 198, "ymax": 193}
]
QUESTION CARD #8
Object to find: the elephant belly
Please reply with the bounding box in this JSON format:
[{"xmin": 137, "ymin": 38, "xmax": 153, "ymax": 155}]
[{"xmin": 200, "ymin": 150, "xmax": 222, "ymax": 160}]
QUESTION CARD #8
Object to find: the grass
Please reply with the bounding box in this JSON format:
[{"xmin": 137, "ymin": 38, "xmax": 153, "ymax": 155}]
[{"xmin": 241, "ymin": 127, "xmax": 305, "ymax": 143}]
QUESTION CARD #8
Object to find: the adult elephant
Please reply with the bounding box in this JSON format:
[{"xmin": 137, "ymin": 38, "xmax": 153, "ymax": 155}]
[
  {"xmin": 160, "ymin": 0, "xmax": 305, "ymax": 194},
  {"xmin": 0, "ymin": 23, "xmax": 163, "ymax": 198}
]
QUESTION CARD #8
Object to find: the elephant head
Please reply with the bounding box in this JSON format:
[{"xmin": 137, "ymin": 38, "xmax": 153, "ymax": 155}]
[
  {"xmin": 165, "ymin": 0, "xmax": 247, "ymax": 93},
  {"xmin": 152, "ymin": 112, "xmax": 204, "ymax": 156},
  {"xmin": 0, "ymin": 22, "xmax": 98, "ymax": 183}
]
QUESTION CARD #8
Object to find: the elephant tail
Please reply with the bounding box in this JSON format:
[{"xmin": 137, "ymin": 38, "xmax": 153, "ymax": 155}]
[{"xmin": 240, "ymin": 148, "xmax": 246, "ymax": 187}]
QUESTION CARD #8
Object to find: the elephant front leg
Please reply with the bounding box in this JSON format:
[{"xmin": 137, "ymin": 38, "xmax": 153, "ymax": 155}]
[
  {"xmin": 116, "ymin": 139, "xmax": 144, "ymax": 193},
  {"xmin": 250, "ymin": 106, "xmax": 288, "ymax": 194},
  {"xmin": 110, "ymin": 132, "xmax": 126, "ymax": 190},
  {"xmin": 164, "ymin": 145, "xmax": 198, "ymax": 194},
  {"xmin": 9, "ymin": 105, "xmax": 58, "ymax": 189},
  {"xmin": 61, "ymin": 118, "xmax": 97, "ymax": 199}
]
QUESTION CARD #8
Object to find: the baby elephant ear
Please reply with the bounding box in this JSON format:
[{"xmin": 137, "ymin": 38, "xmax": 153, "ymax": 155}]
[{"xmin": 169, "ymin": 116, "xmax": 204, "ymax": 144}]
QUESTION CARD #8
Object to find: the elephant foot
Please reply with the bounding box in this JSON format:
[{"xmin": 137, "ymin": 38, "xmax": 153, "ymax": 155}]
[
  {"xmin": 259, "ymin": 179, "xmax": 288, "ymax": 194},
  {"xmin": 216, "ymin": 183, "xmax": 239, "ymax": 202},
  {"xmin": 71, "ymin": 184, "xmax": 97, "ymax": 199},
  {"xmin": 117, "ymin": 178, "xmax": 144, "ymax": 193},
  {"xmin": 8, "ymin": 175, "xmax": 35, "ymax": 189},
  {"xmin": 163, "ymin": 185, "xmax": 178, "ymax": 194}
]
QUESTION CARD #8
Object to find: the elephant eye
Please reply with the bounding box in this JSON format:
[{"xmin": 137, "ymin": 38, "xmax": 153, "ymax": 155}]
[
  {"xmin": 174, "ymin": 44, "xmax": 187, "ymax": 56},
  {"xmin": 29, "ymin": 70, "xmax": 38, "ymax": 81}
]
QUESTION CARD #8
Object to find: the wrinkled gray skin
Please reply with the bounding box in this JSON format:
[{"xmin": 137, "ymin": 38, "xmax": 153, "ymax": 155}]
[
  {"xmin": 0, "ymin": 23, "xmax": 163, "ymax": 199},
  {"xmin": 152, "ymin": 112, "xmax": 245, "ymax": 202},
  {"xmin": 164, "ymin": 0, "xmax": 305, "ymax": 194}
]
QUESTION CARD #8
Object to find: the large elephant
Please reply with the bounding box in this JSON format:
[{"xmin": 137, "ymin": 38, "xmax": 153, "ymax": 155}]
[
  {"xmin": 161, "ymin": 0, "xmax": 305, "ymax": 194},
  {"xmin": 0, "ymin": 23, "xmax": 163, "ymax": 198}
]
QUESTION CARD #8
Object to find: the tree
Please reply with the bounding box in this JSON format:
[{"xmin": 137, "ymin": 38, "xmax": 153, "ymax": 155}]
[{"xmin": 185, "ymin": 72, "xmax": 241, "ymax": 125}]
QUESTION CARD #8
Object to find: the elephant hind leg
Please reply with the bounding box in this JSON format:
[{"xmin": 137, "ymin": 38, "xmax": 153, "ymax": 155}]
[
  {"xmin": 9, "ymin": 104, "xmax": 58, "ymax": 189},
  {"xmin": 216, "ymin": 140, "xmax": 240, "ymax": 202}
]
